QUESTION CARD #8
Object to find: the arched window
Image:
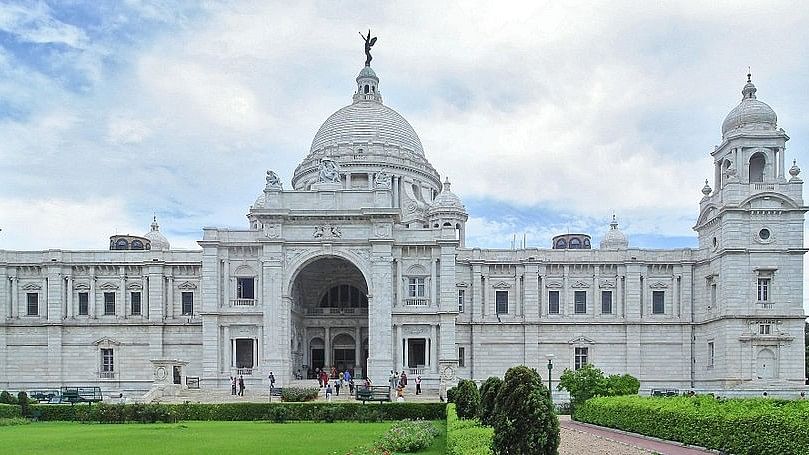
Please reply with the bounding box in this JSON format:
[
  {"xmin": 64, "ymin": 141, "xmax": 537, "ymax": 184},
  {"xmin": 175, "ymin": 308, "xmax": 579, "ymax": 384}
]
[
  {"xmin": 131, "ymin": 240, "xmax": 144, "ymax": 250},
  {"xmin": 114, "ymin": 239, "xmax": 129, "ymax": 250},
  {"xmin": 749, "ymin": 152, "xmax": 765, "ymax": 183},
  {"xmin": 320, "ymin": 285, "xmax": 368, "ymax": 308},
  {"xmin": 364, "ymin": 84, "xmax": 369, "ymax": 94},
  {"xmin": 555, "ymin": 239, "xmax": 566, "ymax": 249},
  {"xmin": 569, "ymin": 238, "xmax": 582, "ymax": 249},
  {"xmin": 583, "ymin": 238, "xmax": 591, "ymax": 249}
]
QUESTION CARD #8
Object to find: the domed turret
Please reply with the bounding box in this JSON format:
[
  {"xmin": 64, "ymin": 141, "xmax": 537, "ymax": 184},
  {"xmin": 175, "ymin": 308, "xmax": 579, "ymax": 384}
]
[
  {"xmin": 721, "ymin": 74, "xmax": 778, "ymax": 138},
  {"xmin": 600, "ymin": 215, "xmax": 628, "ymax": 250},
  {"xmin": 144, "ymin": 216, "xmax": 170, "ymax": 251},
  {"xmin": 428, "ymin": 177, "xmax": 468, "ymax": 246}
]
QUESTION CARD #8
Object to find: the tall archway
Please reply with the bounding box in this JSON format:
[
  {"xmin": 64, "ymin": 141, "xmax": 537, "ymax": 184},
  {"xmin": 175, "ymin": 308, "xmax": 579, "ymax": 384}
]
[
  {"xmin": 749, "ymin": 152, "xmax": 766, "ymax": 183},
  {"xmin": 290, "ymin": 256, "xmax": 369, "ymax": 379}
]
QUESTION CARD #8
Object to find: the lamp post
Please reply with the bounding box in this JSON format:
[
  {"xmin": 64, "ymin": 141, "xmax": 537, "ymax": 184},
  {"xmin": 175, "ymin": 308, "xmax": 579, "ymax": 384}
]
[{"xmin": 546, "ymin": 354, "xmax": 555, "ymax": 400}]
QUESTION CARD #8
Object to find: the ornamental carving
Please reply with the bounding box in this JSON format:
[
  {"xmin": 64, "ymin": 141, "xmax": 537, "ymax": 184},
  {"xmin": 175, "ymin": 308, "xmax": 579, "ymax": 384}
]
[
  {"xmin": 263, "ymin": 223, "xmax": 281, "ymax": 238},
  {"xmin": 285, "ymin": 248, "xmax": 307, "ymax": 264},
  {"xmin": 318, "ymin": 158, "xmax": 341, "ymax": 184},
  {"xmin": 265, "ymin": 170, "xmax": 283, "ymax": 191},
  {"xmin": 649, "ymin": 281, "xmax": 669, "ymax": 289},
  {"xmin": 348, "ymin": 248, "xmax": 371, "ymax": 263},
  {"xmin": 568, "ymin": 336, "xmax": 595, "ymax": 345},
  {"xmin": 374, "ymin": 171, "xmax": 392, "ymax": 189},
  {"xmin": 545, "ymin": 280, "xmax": 563, "ymax": 289},
  {"xmin": 178, "ymin": 281, "xmax": 197, "ymax": 290},
  {"xmin": 571, "ymin": 280, "xmax": 591, "ymax": 289},
  {"xmin": 492, "ymin": 281, "xmax": 512, "ymax": 289},
  {"xmin": 314, "ymin": 224, "xmax": 342, "ymax": 239},
  {"xmin": 374, "ymin": 223, "xmax": 391, "ymax": 238},
  {"xmin": 599, "ymin": 279, "xmax": 616, "ymax": 289}
]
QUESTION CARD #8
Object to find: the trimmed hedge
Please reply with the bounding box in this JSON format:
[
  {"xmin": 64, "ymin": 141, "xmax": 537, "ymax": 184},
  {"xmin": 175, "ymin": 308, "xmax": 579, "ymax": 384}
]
[
  {"xmin": 29, "ymin": 402, "xmax": 446, "ymax": 423},
  {"xmin": 446, "ymin": 404, "xmax": 493, "ymax": 455},
  {"xmin": 0, "ymin": 404, "xmax": 21, "ymax": 419},
  {"xmin": 575, "ymin": 395, "xmax": 809, "ymax": 455}
]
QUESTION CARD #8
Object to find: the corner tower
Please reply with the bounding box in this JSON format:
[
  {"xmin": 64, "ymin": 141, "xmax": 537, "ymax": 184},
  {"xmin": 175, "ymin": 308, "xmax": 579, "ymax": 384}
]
[{"xmin": 694, "ymin": 74, "xmax": 806, "ymax": 388}]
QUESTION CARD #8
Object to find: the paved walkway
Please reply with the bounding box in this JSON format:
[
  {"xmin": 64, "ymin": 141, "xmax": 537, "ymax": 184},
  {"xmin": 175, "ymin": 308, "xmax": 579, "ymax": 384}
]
[{"xmin": 559, "ymin": 416, "xmax": 717, "ymax": 455}]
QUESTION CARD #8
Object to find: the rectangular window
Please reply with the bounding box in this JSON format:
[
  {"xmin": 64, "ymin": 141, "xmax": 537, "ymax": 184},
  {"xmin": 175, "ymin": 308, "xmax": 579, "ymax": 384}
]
[
  {"xmin": 458, "ymin": 347, "xmax": 465, "ymax": 367},
  {"xmin": 182, "ymin": 292, "xmax": 194, "ymax": 315},
  {"xmin": 707, "ymin": 342, "xmax": 714, "ymax": 367},
  {"xmin": 548, "ymin": 290, "xmax": 560, "ymax": 314},
  {"xmin": 757, "ymin": 278, "xmax": 770, "ymax": 302},
  {"xmin": 574, "ymin": 291, "xmax": 587, "ymax": 314},
  {"xmin": 104, "ymin": 292, "xmax": 115, "ymax": 316},
  {"xmin": 652, "ymin": 290, "xmax": 665, "ymax": 314},
  {"xmin": 26, "ymin": 293, "xmax": 38, "ymax": 316},
  {"xmin": 101, "ymin": 348, "xmax": 114, "ymax": 372},
  {"xmin": 458, "ymin": 289, "xmax": 465, "ymax": 312},
  {"xmin": 710, "ymin": 283, "xmax": 717, "ymax": 307},
  {"xmin": 236, "ymin": 277, "xmax": 255, "ymax": 300},
  {"xmin": 78, "ymin": 292, "xmax": 89, "ymax": 316},
  {"xmin": 495, "ymin": 290, "xmax": 508, "ymax": 314},
  {"xmin": 759, "ymin": 324, "xmax": 771, "ymax": 335},
  {"xmin": 408, "ymin": 277, "xmax": 425, "ymax": 297},
  {"xmin": 130, "ymin": 292, "xmax": 141, "ymax": 316},
  {"xmin": 601, "ymin": 290, "xmax": 612, "ymax": 314},
  {"xmin": 574, "ymin": 347, "xmax": 588, "ymax": 370}
]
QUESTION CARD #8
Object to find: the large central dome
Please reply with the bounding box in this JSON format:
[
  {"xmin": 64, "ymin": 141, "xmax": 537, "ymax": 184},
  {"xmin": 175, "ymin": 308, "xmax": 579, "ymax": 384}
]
[{"xmin": 309, "ymin": 100, "xmax": 425, "ymax": 156}]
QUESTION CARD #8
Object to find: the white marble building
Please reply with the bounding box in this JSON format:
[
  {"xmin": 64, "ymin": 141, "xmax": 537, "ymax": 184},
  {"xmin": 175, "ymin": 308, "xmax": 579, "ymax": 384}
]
[{"xmin": 0, "ymin": 61, "xmax": 806, "ymax": 396}]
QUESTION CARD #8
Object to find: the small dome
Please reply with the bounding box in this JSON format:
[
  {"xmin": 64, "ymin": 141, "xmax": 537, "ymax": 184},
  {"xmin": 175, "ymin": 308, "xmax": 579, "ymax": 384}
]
[
  {"xmin": 428, "ymin": 178, "xmax": 466, "ymax": 214},
  {"xmin": 721, "ymin": 75, "xmax": 777, "ymax": 137},
  {"xmin": 600, "ymin": 215, "xmax": 628, "ymax": 250},
  {"xmin": 144, "ymin": 216, "xmax": 170, "ymax": 251},
  {"xmin": 357, "ymin": 66, "xmax": 378, "ymax": 81}
]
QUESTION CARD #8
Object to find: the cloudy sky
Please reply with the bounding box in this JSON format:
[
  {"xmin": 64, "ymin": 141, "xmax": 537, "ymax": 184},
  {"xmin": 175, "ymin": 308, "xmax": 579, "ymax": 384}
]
[{"xmin": 1, "ymin": 2, "xmax": 807, "ymax": 290}]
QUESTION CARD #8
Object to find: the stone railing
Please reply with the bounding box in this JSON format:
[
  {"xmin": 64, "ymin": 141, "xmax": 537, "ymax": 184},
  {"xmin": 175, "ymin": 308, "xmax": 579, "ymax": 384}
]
[
  {"xmin": 306, "ymin": 307, "xmax": 368, "ymax": 316},
  {"xmin": 99, "ymin": 371, "xmax": 116, "ymax": 380},
  {"xmin": 752, "ymin": 183, "xmax": 776, "ymax": 192},
  {"xmin": 230, "ymin": 299, "xmax": 256, "ymax": 307},
  {"xmin": 404, "ymin": 298, "xmax": 429, "ymax": 307},
  {"xmin": 408, "ymin": 367, "xmax": 425, "ymax": 376},
  {"xmin": 235, "ymin": 368, "xmax": 253, "ymax": 376}
]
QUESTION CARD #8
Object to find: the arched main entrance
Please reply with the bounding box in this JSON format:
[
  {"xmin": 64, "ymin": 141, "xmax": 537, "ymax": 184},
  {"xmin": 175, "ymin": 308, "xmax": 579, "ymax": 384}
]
[{"xmin": 289, "ymin": 256, "xmax": 370, "ymax": 379}]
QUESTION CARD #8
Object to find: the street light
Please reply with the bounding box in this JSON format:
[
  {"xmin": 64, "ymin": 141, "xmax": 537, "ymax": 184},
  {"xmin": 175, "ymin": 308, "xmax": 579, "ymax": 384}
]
[{"xmin": 546, "ymin": 354, "xmax": 555, "ymax": 400}]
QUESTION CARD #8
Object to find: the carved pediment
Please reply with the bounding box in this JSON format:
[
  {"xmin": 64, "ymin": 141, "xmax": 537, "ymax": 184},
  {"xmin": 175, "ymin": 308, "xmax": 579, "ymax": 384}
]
[
  {"xmin": 177, "ymin": 281, "xmax": 197, "ymax": 290},
  {"xmin": 93, "ymin": 337, "xmax": 121, "ymax": 346},
  {"xmin": 568, "ymin": 336, "xmax": 595, "ymax": 345},
  {"xmin": 571, "ymin": 280, "xmax": 590, "ymax": 289},
  {"xmin": 456, "ymin": 282, "xmax": 469, "ymax": 288},
  {"xmin": 127, "ymin": 282, "xmax": 143, "ymax": 290},
  {"xmin": 74, "ymin": 282, "xmax": 90, "ymax": 291},
  {"xmin": 649, "ymin": 281, "xmax": 669, "ymax": 289},
  {"xmin": 493, "ymin": 281, "xmax": 512, "ymax": 289},
  {"xmin": 598, "ymin": 279, "xmax": 616, "ymax": 289},
  {"xmin": 545, "ymin": 280, "xmax": 562, "ymax": 289},
  {"xmin": 98, "ymin": 281, "xmax": 119, "ymax": 290},
  {"xmin": 21, "ymin": 282, "xmax": 42, "ymax": 290}
]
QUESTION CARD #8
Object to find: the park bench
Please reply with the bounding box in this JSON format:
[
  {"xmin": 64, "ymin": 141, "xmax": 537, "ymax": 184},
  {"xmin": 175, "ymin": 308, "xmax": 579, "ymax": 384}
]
[
  {"xmin": 28, "ymin": 390, "xmax": 59, "ymax": 403},
  {"xmin": 270, "ymin": 387, "xmax": 283, "ymax": 397},
  {"xmin": 355, "ymin": 386, "xmax": 391, "ymax": 403},
  {"xmin": 651, "ymin": 388, "xmax": 680, "ymax": 397},
  {"xmin": 60, "ymin": 386, "xmax": 103, "ymax": 405}
]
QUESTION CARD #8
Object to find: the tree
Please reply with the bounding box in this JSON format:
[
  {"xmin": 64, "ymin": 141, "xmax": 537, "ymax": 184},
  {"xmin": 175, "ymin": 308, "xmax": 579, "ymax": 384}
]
[
  {"xmin": 454, "ymin": 379, "xmax": 481, "ymax": 420},
  {"xmin": 479, "ymin": 376, "xmax": 503, "ymax": 426},
  {"xmin": 605, "ymin": 374, "xmax": 640, "ymax": 397},
  {"xmin": 492, "ymin": 365, "xmax": 559, "ymax": 455},
  {"xmin": 0, "ymin": 390, "xmax": 16, "ymax": 405},
  {"xmin": 17, "ymin": 391, "xmax": 29, "ymax": 417},
  {"xmin": 557, "ymin": 364, "xmax": 607, "ymax": 410},
  {"xmin": 805, "ymin": 320, "xmax": 808, "ymax": 384}
]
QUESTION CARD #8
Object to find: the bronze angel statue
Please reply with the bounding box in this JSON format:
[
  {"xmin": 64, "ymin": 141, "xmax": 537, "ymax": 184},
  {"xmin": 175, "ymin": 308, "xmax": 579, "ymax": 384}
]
[{"xmin": 359, "ymin": 29, "xmax": 377, "ymax": 66}]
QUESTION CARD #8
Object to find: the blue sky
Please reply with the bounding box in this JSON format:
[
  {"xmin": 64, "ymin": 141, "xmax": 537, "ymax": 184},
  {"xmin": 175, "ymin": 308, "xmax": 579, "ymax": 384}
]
[{"xmin": 0, "ymin": 2, "xmax": 807, "ymax": 262}]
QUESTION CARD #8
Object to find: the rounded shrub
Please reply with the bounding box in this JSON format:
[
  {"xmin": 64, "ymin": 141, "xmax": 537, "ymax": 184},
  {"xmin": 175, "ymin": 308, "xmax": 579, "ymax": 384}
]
[
  {"xmin": 16, "ymin": 392, "xmax": 29, "ymax": 417},
  {"xmin": 0, "ymin": 391, "xmax": 16, "ymax": 405},
  {"xmin": 454, "ymin": 379, "xmax": 481, "ymax": 420},
  {"xmin": 479, "ymin": 376, "xmax": 503, "ymax": 426},
  {"xmin": 492, "ymin": 365, "xmax": 559, "ymax": 455},
  {"xmin": 446, "ymin": 384, "xmax": 459, "ymax": 403}
]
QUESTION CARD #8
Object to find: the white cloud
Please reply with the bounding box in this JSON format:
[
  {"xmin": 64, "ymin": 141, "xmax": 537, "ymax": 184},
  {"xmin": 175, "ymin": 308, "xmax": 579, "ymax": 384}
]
[{"xmin": 0, "ymin": 2, "xmax": 88, "ymax": 48}]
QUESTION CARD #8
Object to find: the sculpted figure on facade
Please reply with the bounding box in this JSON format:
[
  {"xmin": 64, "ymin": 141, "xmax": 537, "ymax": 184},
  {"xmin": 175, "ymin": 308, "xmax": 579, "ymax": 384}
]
[
  {"xmin": 265, "ymin": 170, "xmax": 283, "ymax": 191},
  {"xmin": 318, "ymin": 158, "xmax": 341, "ymax": 184},
  {"xmin": 374, "ymin": 171, "xmax": 392, "ymax": 189}
]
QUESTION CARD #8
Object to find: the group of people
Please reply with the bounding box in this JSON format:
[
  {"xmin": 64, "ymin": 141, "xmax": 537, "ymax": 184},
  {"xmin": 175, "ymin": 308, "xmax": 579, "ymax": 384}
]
[
  {"xmin": 389, "ymin": 371, "xmax": 422, "ymax": 400},
  {"xmin": 320, "ymin": 368, "xmax": 362, "ymax": 401},
  {"xmin": 229, "ymin": 375, "xmax": 245, "ymax": 396}
]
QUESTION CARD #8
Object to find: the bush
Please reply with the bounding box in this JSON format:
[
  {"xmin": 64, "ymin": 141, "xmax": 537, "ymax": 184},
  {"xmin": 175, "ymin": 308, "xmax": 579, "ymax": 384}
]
[
  {"xmin": 29, "ymin": 402, "xmax": 446, "ymax": 423},
  {"xmin": 446, "ymin": 404, "xmax": 493, "ymax": 455},
  {"xmin": 575, "ymin": 395, "xmax": 809, "ymax": 455},
  {"xmin": 478, "ymin": 376, "xmax": 503, "ymax": 426},
  {"xmin": 16, "ymin": 392, "xmax": 29, "ymax": 417},
  {"xmin": 265, "ymin": 406, "xmax": 289, "ymax": 423},
  {"xmin": 280, "ymin": 387, "xmax": 320, "ymax": 402},
  {"xmin": 0, "ymin": 404, "xmax": 21, "ymax": 419},
  {"xmin": 557, "ymin": 364, "xmax": 640, "ymax": 410},
  {"xmin": 0, "ymin": 417, "xmax": 29, "ymax": 426},
  {"xmin": 0, "ymin": 391, "xmax": 16, "ymax": 405},
  {"xmin": 604, "ymin": 374, "xmax": 640, "ymax": 397},
  {"xmin": 446, "ymin": 385, "xmax": 459, "ymax": 403},
  {"xmin": 454, "ymin": 380, "xmax": 481, "ymax": 420},
  {"xmin": 376, "ymin": 420, "xmax": 439, "ymax": 452},
  {"xmin": 492, "ymin": 365, "xmax": 559, "ymax": 455}
]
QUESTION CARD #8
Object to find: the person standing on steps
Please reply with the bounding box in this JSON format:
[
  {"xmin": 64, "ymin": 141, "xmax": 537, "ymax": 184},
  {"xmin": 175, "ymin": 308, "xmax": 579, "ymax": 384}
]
[
  {"xmin": 325, "ymin": 382, "xmax": 333, "ymax": 402},
  {"xmin": 415, "ymin": 375, "xmax": 422, "ymax": 395},
  {"xmin": 230, "ymin": 376, "xmax": 236, "ymax": 396},
  {"xmin": 238, "ymin": 375, "xmax": 245, "ymax": 396}
]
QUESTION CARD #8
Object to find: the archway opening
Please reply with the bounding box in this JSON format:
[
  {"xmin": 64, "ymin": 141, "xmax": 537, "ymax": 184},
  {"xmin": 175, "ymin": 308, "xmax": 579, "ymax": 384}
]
[
  {"xmin": 749, "ymin": 152, "xmax": 766, "ymax": 183},
  {"xmin": 290, "ymin": 256, "xmax": 369, "ymax": 380}
]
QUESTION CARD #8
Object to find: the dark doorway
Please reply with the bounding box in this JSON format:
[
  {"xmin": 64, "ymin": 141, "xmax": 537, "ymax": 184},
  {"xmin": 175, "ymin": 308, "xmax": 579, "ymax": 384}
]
[
  {"xmin": 408, "ymin": 338, "xmax": 426, "ymax": 368},
  {"xmin": 311, "ymin": 348, "xmax": 325, "ymax": 371},
  {"xmin": 235, "ymin": 339, "xmax": 254, "ymax": 368},
  {"xmin": 173, "ymin": 365, "xmax": 182, "ymax": 385},
  {"xmin": 333, "ymin": 349, "xmax": 355, "ymax": 372}
]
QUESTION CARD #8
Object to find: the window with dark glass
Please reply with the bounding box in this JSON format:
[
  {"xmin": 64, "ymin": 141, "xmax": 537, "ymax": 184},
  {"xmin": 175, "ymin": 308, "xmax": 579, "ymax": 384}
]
[
  {"xmin": 130, "ymin": 239, "xmax": 144, "ymax": 250},
  {"xmin": 131, "ymin": 291, "xmax": 142, "ymax": 315},
  {"xmin": 236, "ymin": 277, "xmax": 255, "ymax": 300},
  {"xmin": 574, "ymin": 347, "xmax": 588, "ymax": 370},
  {"xmin": 555, "ymin": 239, "xmax": 566, "ymax": 249},
  {"xmin": 181, "ymin": 292, "xmax": 193, "ymax": 315},
  {"xmin": 652, "ymin": 290, "xmax": 665, "ymax": 314},
  {"xmin": 574, "ymin": 291, "xmax": 587, "ymax": 314},
  {"xmin": 78, "ymin": 292, "xmax": 89, "ymax": 316},
  {"xmin": 104, "ymin": 292, "xmax": 115, "ymax": 315},
  {"xmin": 458, "ymin": 289, "xmax": 465, "ymax": 312},
  {"xmin": 569, "ymin": 238, "xmax": 581, "ymax": 249},
  {"xmin": 408, "ymin": 277, "xmax": 426, "ymax": 297},
  {"xmin": 601, "ymin": 290, "xmax": 612, "ymax": 314},
  {"xmin": 757, "ymin": 278, "xmax": 770, "ymax": 302},
  {"xmin": 458, "ymin": 347, "xmax": 465, "ymax": 367},
  {"xmin": 548, "ymin": 290, "xmax": 560, "ymax": 314},
  {"xmin": 495, "ymin": 290, "xmax": 508, "ymax": 314},
  {"xmin": 101, "ymin": 348, "xmax": 114, "ymax": 372},
  {"xmin": 26, "ymin": 293, "xmax": 38, "ymax": 316},
  {"xmin": 319, "ymin": 285, "xmax": 368, "ymax": 308}
]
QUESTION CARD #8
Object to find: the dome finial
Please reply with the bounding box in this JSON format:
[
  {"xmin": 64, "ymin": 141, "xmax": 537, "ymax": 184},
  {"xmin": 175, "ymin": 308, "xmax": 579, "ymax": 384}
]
[
  {"xmin": 151, "ymin": 214, "xmax": 159, "ymax": 231},
  {"xmin": 610, "ymin": 213, "xmax": 618, "ymax": 229},
  {"xmin": 444, "ymin": 177, "xmax": 451, "ymax": 191},
  {"xmin": 701, "ymin": 179, "xmax": 712, "ymax": 196},
  {"xmin": 747, "ymin": 66, "xmax": 751, "ymax": 83},
  {"xmin": 741, "ymin": 71, "xmax": 757, "ymax": 99}
]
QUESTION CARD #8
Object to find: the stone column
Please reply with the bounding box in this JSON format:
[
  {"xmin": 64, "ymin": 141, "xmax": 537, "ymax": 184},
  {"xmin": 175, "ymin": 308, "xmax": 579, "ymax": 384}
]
[
  {"xmin": 395, "ymin": 324, "xmax": 403, "ymax": 371},
  {"xmin": 144, "ymin": 276, "xmax": 150, "ymax": 319},
  {"xmin": 395, "ymin": 258, "xmax": 402, "ymax": 307},
  {"xmin": 524, "ymin": 263, "xmax": 539, "ymax": 322},
  {"xmin": 430, "ymin": 256, "xmax": 437, "ymax": 307},
  {"xmin": 472, "ymin": 264, "xmax": 482, "ymax": 322},
  {"xmin": 392, "ymin": 177, "xmax": 399, "ymax": 208},
  {"xmin": 515, "ymin": 269, "xmax": 522, "ymax": 316},
  {"xmin": 355, "ymin": 325, "xmax": 362, "ymax": 374},
  {"xmin": 66, "ymin": 275, "xmax": 73, "ymax": 319},
  {"xmin": 263, "ymin": 245, "xmax": 289, "ymax": 383},
  {"xmin": 346, "ymin": 172, "xmax": 352, "ymax": 189},
  {"xmin": 119, "ymin": 272, "xmax": 126, "ymax": 318},
  {"xmin": 167, "ymin": 275, "xmax": 174, "ymax": 319},
  {"xmin": 223, "ymin": 259, "xmax": 230, "ymax": 307},
  {"xmin": 403, "ymin": 336, "xmax": 409, "ymax": 370},
  {"xmin": 367, "ymin": 250, "xmax": 394, "ymax": 385},
  {"xmin": 324, "ymin": 326, "xmax": 331, "ymax": 370},
  {"xmin": 430, "ymin": 324, "xmax": 438, "ymax": 373},
  {"xmin": 367, "ymin": 173, "xmax": 373, "ymax": 189},
  {"xmin": 89, "ymin": 274, "xmax": 96, "ymax": 319},
  {"xmin": 222, "ymin": 325, "xmax": 230, "ymax": 373},
  {"xmin": 231, "ymin": 338, "xmax": 237, "ymax": 368},
  {"xmin": 5, "ymin": 276, "xmax": 12, "ymax": 319},
  {"xmin": 562, "ymin": 265, "xmax": 569, "ymax": 315}
]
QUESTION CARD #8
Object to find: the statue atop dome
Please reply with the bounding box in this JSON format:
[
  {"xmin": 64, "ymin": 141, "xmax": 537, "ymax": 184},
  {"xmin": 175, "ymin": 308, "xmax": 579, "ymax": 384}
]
[{"xmin": 359, "ymin": 29, "xmax": 377, "ymax": 67}]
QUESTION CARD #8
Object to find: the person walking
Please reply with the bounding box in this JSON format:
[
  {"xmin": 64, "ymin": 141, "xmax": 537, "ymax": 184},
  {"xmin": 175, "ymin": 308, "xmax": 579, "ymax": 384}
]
[
  {"xmin": 415, "ymin": 375, "xmax": 422, "ymax": 395},
  {"xmin": 230, "ymin": 376, "xmax": 236, "ymax": 396},
  {"xmin": 348, "ymin": 378, "xmax": 355, "ymax": 396},
  {"xmin": 325, "ymin": 382, "xmax": 333, "ymax": 402},
  {"xmin": 316, "ymin": 368, "xmax": 322, "ymax": 387},
  {"xmin": 343, "ymin": 369, "xmax": 351, "ymax": 383},
  {"xmin": 400, "ymin": 371, "xmax": 408, "ymax": 389},
  {"xmin": 389, "ymin": 371, "xmax": 398, "ymax": 390},
  {"xmin": 268, "ymin": 371, "xmax": 276, "ymax": 393},
  {"xmin": 336, "ymin": 378, "xmax": 342, "ymax": 396},
  {"xmin": 238, "ymin": 375, "xmax": 245, "ymax": 396}
]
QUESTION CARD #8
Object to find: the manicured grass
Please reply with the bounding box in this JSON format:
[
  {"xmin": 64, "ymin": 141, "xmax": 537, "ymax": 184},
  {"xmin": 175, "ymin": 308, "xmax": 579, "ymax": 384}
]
[
  {"xmin": 417, "ymin": 419, "xmax": 447, "ymax": 455},
  {"xmin": 0, "ymin": 421, "xmax": 396, "ymax": 455}
]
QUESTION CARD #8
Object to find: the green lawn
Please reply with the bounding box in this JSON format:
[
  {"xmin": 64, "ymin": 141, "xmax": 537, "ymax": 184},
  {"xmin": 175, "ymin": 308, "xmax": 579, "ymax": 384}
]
[{"xmin": 0, "ymin": 420, "xmax": 446, "ymax": 455}]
